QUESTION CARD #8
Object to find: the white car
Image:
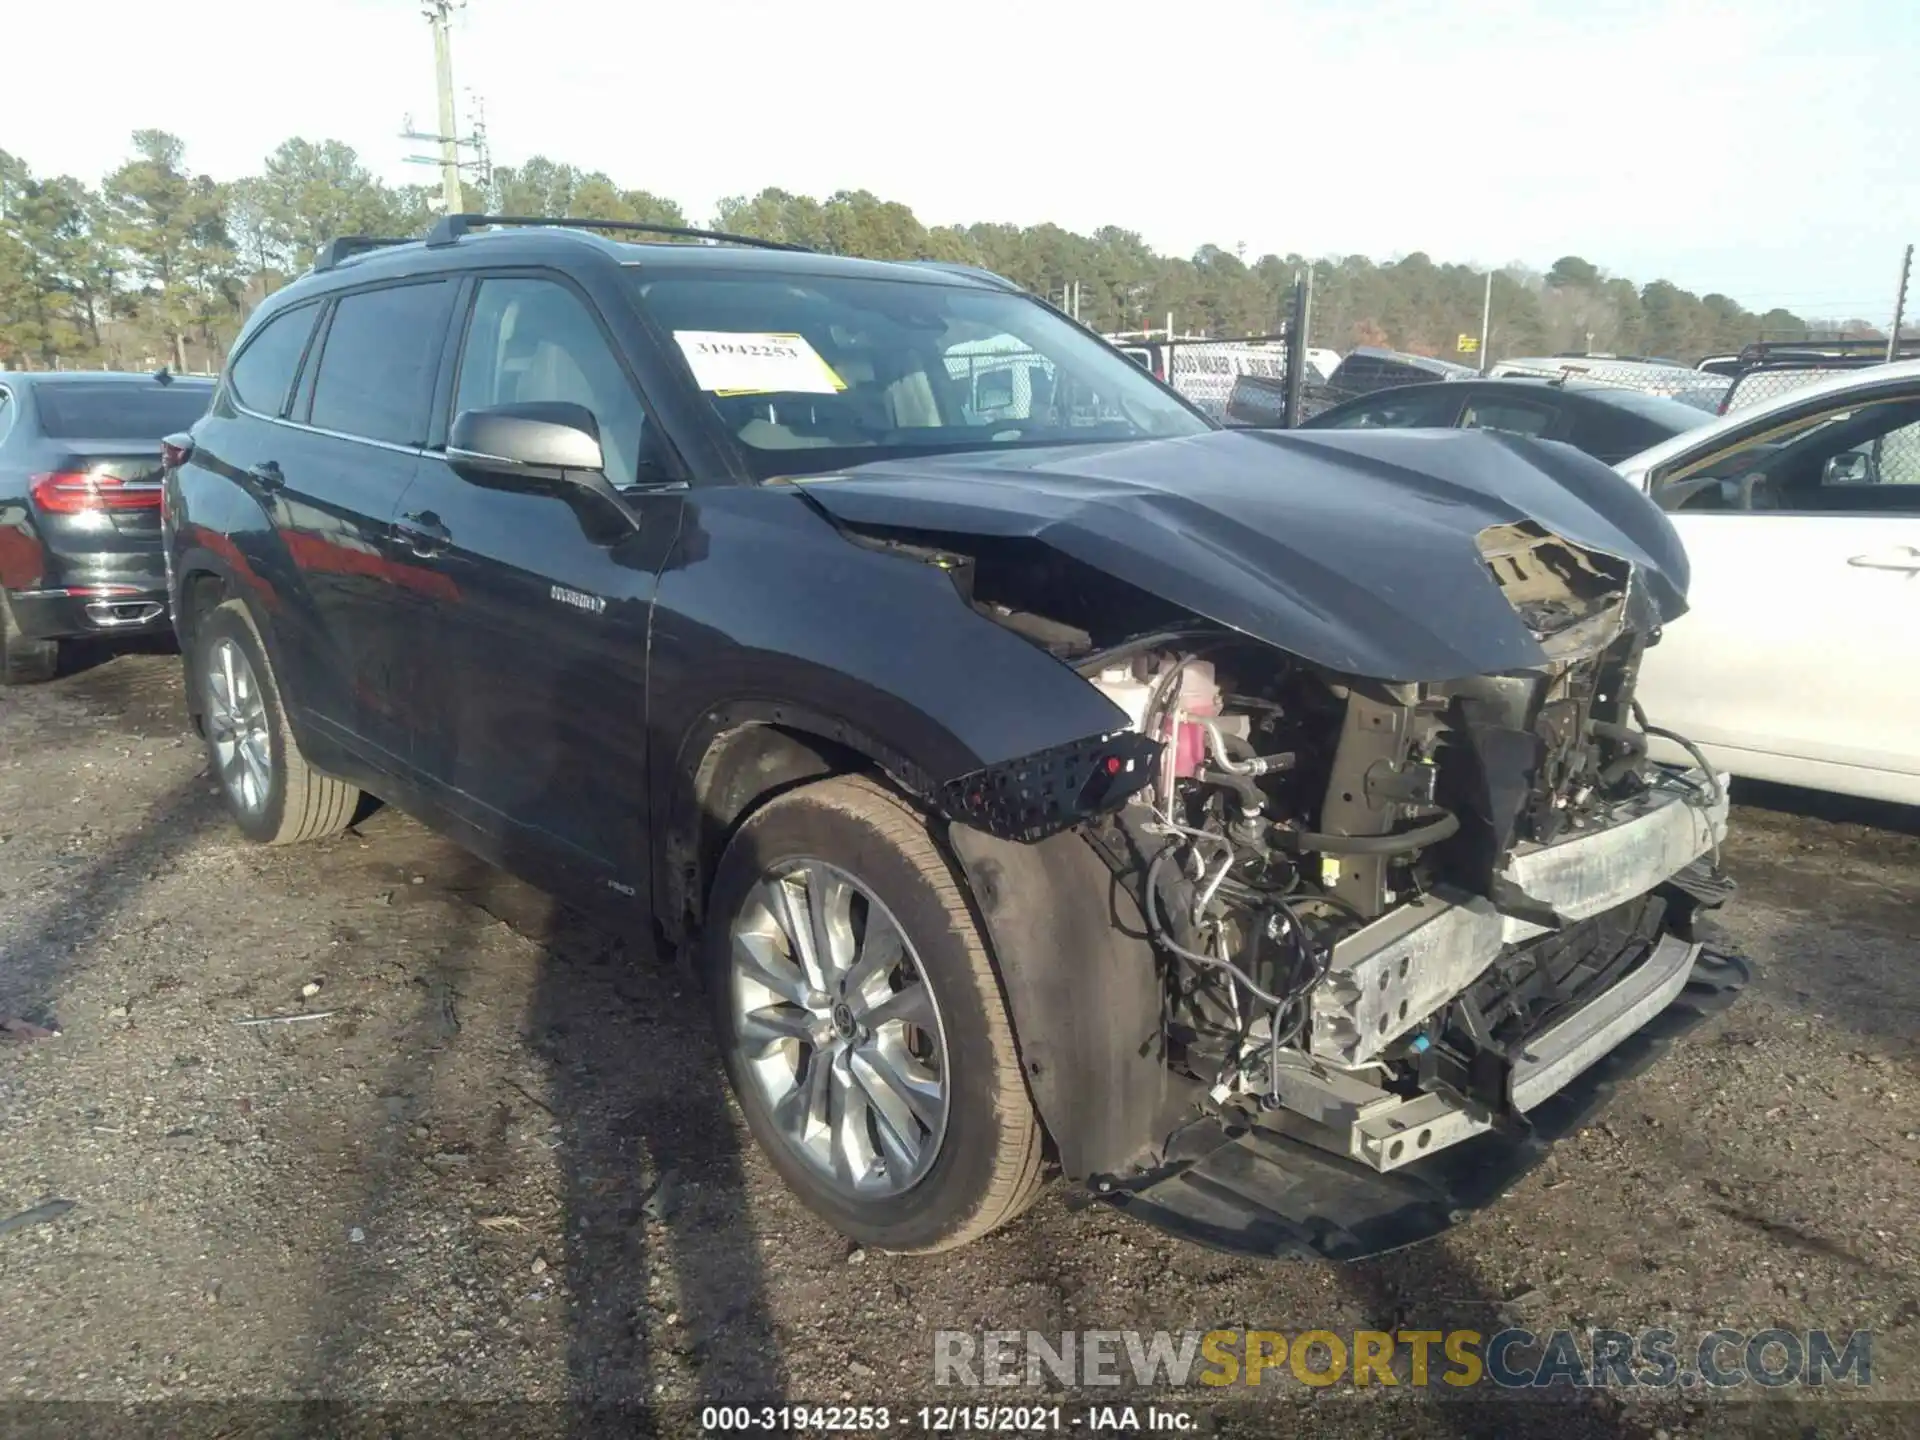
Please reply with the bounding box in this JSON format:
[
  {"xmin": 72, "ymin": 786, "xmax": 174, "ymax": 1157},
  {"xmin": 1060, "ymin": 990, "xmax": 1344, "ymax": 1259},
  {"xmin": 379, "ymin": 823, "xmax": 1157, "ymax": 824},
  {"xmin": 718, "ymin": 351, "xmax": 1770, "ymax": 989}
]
[{"xmin": 1617, "ymin": 359, "xmax": 1920, "ymax": 805}]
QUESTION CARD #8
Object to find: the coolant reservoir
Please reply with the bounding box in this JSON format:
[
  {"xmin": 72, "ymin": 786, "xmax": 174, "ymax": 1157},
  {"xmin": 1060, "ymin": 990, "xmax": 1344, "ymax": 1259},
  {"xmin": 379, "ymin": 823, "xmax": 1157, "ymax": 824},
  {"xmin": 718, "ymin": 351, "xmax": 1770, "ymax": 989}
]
[
  {"xmin": 1171, "ymin": 661, "xmax": 1219, "ymax": 778},
  {"xmin": 1091, "ymin": 659, "xmax": 1220, "ymax": 780},
  {"xmin": 1092, "ymin": 665, "xmax": 1154, "ymax": 730}
]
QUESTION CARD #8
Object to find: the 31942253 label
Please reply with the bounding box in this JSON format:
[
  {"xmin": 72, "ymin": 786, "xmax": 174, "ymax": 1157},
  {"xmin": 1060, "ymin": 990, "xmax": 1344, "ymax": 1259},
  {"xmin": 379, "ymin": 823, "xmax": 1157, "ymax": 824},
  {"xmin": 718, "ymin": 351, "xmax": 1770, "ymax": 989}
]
[{"xmin": 671, "ymin": 330, "xmax": 847, "ymax": 397}]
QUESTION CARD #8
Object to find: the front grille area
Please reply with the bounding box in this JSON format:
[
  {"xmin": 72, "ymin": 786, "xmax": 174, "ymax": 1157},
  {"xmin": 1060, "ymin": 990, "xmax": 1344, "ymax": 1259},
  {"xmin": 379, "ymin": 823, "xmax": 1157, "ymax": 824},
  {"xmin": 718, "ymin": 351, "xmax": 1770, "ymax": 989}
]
[{"xmin": 1466, "ymin": 891, "xmax": 1668, "ymax": 1049}]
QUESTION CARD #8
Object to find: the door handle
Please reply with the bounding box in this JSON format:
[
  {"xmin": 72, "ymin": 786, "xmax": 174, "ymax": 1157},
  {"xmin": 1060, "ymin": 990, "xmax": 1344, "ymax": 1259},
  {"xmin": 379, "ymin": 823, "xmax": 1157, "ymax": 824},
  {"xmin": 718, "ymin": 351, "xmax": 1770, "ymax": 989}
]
[
  {"xmin": 248, "ymin": 460, "xmax": 285, "ymax": 493},
  {"xmin": 1846, "ymin": 546, "xmax": 1920, "ymax": 572},
  {"xmin": 393, "ymin": 509, "xmax": 452, "ymax": 557}
]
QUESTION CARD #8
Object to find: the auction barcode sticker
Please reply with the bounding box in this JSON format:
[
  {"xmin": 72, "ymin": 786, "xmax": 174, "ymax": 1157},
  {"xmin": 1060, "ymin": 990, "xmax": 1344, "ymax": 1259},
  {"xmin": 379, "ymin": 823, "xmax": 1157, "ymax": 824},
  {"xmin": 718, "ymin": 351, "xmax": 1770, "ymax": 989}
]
[{"xmin": 672, "ymin": 331, "xmax": 846, "ymax": 396}]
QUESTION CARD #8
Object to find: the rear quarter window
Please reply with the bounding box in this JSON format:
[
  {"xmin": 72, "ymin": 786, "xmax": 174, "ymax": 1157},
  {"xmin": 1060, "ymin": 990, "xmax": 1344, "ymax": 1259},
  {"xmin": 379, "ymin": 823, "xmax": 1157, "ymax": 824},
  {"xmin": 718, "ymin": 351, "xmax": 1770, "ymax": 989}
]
[{"xmin": 228, "ymin": 302, "xmax": 320, "ymax": 416}]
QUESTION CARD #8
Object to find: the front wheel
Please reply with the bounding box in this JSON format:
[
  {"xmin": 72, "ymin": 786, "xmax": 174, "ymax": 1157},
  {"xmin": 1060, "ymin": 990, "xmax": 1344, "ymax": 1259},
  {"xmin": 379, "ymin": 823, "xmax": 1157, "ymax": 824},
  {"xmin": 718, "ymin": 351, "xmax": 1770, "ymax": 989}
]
[
  {"xmin": 705, "ymin": 775, "xmax": 1046, "ymax": 1252},
  {"xmin": 192, "ymin": 599, "xmax": 361, "ymax": 844}
]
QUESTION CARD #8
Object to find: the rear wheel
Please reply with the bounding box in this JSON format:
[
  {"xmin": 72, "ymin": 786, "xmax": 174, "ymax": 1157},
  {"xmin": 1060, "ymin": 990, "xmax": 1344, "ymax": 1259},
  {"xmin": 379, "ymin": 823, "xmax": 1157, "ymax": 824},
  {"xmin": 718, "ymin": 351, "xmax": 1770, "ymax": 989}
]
[
  {"xmin": 192, "ymin": 599, "xmax": 360, "ymax": 844},
  {"xmin": 705, "ymin": 775, "xmax": 1046, "ymax": 1252},
  {"xmin": 0, "ymin": 592, "xmax": 58, "ymax": 685}
]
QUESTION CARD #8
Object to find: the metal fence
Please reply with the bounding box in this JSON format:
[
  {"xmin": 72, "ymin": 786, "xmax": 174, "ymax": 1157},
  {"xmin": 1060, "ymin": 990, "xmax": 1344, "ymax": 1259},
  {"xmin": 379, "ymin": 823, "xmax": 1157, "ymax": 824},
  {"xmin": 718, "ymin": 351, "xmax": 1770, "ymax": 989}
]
[
  {"xmin": 1161, "ymin": 336, "xmax": 1292, "ymax": 420},
  {"xmin": 1489, "ymin": 357, "xmax": 1731, "ymax": 413},
  {"xmin": 1114, "ymin": 281, "xmax": 1313, "ymax": 425},
  {"xmin": 1720, "ymin": 363, "xmax": 1860, "ymax": 414}
]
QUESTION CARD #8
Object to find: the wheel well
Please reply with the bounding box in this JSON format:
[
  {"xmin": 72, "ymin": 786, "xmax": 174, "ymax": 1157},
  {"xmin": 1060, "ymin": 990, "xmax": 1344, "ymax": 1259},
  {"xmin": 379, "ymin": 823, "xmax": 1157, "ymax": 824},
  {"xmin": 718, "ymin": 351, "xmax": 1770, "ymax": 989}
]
[
  {"xmin": 176, "ymin": 571, "xmax": 229, "ymax": 649},
  {"xmin": 176, "ymin": 571, "xmax": 229, "ymax": 718},
  {"xmin": 668, "ymin": 722, "xmax": 878, "ymax": 943}
]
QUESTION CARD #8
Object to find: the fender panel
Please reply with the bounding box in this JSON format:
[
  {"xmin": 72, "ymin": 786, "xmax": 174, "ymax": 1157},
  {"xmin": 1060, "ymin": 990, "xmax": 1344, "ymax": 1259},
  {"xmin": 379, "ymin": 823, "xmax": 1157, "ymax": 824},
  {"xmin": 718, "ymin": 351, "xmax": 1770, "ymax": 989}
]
[
  {"xmin": 660, "ymin": 700, "xmax": 931, "ymax": 940},
  {"xmin": 648, "ymin": 486, "xmax": 1133, "ymax": 937},
  {"xmin": 946, "ymin": 821, "xmax": 1186, "ymax": 1180}
]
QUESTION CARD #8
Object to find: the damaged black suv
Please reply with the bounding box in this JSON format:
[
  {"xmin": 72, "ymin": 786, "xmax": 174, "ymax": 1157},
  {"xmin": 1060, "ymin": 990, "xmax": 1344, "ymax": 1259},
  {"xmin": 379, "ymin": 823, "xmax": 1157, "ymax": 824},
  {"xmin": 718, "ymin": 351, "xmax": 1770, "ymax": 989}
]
[{"xmin": 163, "ymin": 215, "xmax": 1742, "ymax": 1258}]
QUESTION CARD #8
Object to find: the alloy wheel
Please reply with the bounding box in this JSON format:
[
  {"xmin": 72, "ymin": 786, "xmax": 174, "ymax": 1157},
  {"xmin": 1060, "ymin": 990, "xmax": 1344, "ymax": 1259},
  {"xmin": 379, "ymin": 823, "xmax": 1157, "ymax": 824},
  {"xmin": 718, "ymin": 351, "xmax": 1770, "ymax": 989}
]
[
  {"xmin": 205, "ymin": 637, "xmax": 272, "ymax": 816},
  {"xmin": 728, "ymin": 859, "xmax": 951, "ymax": 1198}
]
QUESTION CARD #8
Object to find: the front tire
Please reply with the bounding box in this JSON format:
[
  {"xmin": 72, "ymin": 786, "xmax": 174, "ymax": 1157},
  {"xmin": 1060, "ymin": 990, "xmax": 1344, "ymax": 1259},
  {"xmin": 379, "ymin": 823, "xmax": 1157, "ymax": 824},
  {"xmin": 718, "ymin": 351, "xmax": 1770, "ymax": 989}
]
[
  {"xmin": 705, "ymin": 775, "xmax": 1046, "ymax": 1252},
  {"xmin": 1, "ymin": 592, "xmax": 59, "ymax": 685},
  {"xmin": 192, "ymin": 599, "xmax": 360, "ymax": 844}
]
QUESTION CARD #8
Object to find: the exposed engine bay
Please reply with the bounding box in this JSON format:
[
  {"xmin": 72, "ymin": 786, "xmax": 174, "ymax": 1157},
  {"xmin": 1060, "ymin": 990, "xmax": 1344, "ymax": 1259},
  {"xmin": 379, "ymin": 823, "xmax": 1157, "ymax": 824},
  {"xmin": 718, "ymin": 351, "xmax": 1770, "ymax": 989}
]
[
  {"xmin": 1077, "ymin": 624, "xmax": 1721, "ymax": 1145},
  {"xmin": 858, "ymin": 511, "xmax": 1734, "ymax": 1192}
]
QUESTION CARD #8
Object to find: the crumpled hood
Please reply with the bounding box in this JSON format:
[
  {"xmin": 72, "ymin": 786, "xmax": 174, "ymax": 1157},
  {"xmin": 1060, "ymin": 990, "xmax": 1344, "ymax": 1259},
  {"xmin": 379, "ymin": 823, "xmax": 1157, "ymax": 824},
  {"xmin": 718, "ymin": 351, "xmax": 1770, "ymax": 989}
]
[{"xmin": 796, "ymin": 427, "xmax": 1691, "ymax": 682}]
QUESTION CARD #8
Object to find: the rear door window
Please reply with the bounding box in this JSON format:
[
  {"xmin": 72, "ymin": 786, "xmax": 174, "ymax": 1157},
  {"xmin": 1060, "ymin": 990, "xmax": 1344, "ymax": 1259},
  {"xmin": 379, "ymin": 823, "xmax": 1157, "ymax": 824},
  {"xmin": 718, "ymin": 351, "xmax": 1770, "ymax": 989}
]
[
  {"xmin": 1319, "ymin": 389, "xmax": 1463, "ymax": 428},
  {"xmin": 1565, "ymin": 408, "xmax": 1654, "ymax": 464},
  {"xmin": 32, "ymin": 383, "xmax": 215, "ymax": 439},
  {"xmin": 308, "ymin": 281, "xmax": 455, "ymax": 446},
  {"xmin": 228, "ymin": 303, "xmax": 319, "ymax": 416},
  {"xmin": 1460, "ymin": 396, "xmax": 1557, "ymax": 438}
]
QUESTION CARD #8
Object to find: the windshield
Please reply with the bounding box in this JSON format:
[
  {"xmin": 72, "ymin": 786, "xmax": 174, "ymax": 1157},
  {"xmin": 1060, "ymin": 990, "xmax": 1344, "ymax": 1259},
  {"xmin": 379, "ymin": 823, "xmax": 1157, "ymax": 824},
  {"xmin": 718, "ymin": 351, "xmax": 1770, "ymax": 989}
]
[
  {"xmin": 34, "ymin": 382, "xmax": 213, "ymax": 440},
  {"xmin": 630, "ymin": 268, "xmax": 1209, "ymax": 476}
]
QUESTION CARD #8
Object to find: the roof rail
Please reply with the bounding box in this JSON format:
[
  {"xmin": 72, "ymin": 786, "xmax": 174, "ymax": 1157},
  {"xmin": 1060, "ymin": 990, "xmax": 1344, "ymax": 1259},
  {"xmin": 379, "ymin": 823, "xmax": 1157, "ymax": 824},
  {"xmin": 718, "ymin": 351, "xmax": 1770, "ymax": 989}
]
[
  {"xmin": 906, "ymin": 260, "xmax": 1022, "ymax": 292},
  {"xmin": 313, "ymin": 235, "xmax": 413, "ymax": 272},
  {"xmin": 424, "ymin": 213, "xmax": 811, "ymax": 253}
]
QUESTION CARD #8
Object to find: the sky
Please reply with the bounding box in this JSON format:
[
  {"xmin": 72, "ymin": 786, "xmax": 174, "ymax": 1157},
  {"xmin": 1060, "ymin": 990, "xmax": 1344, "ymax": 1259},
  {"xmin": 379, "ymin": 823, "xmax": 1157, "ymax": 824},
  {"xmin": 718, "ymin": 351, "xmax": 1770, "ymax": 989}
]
[{"xmin": 7, "ymin": 0, "xmax": 1914, "ymax": 318}]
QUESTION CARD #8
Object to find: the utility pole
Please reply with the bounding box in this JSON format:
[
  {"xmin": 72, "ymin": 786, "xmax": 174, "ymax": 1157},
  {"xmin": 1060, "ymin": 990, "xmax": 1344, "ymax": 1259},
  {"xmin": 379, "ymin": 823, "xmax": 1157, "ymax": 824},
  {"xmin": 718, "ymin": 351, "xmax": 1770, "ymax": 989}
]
[
  {"xmin": 1888, "ymin": 243, "xmax": 1912, "ymax": 363},
  {"xmin": 1478, "ymin": 270, "xmax": 1494, "ymax": 375},
  {"xmin": 426, "ymin": 1, "xmax": 464, "ymax": 215},
  {"xmin": 1282, "ymin": 273, "xmax": 1311, "ymax": 429},
  {"xmin": 401, "ymin": 3, "xmax": 486, "ymax": 214}
]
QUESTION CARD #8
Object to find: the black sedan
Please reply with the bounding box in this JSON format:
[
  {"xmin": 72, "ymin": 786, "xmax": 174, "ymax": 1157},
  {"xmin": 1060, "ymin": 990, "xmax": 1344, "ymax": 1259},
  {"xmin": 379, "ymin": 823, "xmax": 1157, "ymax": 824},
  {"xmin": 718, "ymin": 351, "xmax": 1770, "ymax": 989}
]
[
  {"xmin": 1298, "ymin": 375, "xmax": 1713, "ymax": 465},
  {"xmin": 0, "ymin": 370, "xmax": 214, "ymax": 681}
]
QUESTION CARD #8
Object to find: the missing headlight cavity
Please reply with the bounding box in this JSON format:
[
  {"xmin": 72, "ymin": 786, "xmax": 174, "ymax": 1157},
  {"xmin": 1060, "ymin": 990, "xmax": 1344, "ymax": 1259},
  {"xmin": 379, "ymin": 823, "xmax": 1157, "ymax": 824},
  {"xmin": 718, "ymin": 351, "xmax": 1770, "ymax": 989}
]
[
  {"xmin": 829, "ymin": 524, "xmax": 1192, "ymax": 660},
  {"xmin": 1476, "ymin": 521, "xmax": 1631, "ymax": 649}
]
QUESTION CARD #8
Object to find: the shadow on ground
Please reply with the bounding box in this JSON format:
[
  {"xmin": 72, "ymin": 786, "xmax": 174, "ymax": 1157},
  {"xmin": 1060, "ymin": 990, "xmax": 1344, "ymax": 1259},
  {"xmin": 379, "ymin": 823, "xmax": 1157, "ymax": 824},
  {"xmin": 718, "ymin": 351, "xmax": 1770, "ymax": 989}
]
[
  {"xmin": 0, "ymin": 772, "xmax": 221, "ymax": 1026},
  {"xmin": 54, "ymin": 632, "xmax": 178, "ymax": 682},
  {"xmin": 1728, "ymin": 777, "xmax": 1920, "ymax": 841},
  {"xmin": 284, "ymin": 832, "xmax": 785, "ymax": 1431}
]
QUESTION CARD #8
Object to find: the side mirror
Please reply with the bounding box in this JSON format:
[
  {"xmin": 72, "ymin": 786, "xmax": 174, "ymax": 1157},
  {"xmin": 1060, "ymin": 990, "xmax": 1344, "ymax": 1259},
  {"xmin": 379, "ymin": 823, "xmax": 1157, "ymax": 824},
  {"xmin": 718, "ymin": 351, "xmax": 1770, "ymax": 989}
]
[
  {"xmin": 447, "ymin": 402, "xmax": 605, "ymax": 483},
  {"xmin": 1824, "ymin": 451, "xmax": 1870, "ymax": 486}
]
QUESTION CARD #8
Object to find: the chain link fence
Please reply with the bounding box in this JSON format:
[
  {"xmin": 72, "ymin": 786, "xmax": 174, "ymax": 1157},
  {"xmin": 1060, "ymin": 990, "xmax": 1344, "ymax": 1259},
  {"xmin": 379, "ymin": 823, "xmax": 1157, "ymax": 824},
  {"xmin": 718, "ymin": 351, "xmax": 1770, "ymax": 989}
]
[
  {"xmin": 1488, "ymin": 357, "xmax": 1730, "ymax": 413},
  {"xmin": 1109, "ymin": 329, "xmax": 1305, "ymax": 423},
  {"xmin": 1722, "ymin": 361, "xmax": 1877, "ymax": 413},
  {"xmin": 1111, "ymin": 286, "xmax": 1311, "ymax": 424}
]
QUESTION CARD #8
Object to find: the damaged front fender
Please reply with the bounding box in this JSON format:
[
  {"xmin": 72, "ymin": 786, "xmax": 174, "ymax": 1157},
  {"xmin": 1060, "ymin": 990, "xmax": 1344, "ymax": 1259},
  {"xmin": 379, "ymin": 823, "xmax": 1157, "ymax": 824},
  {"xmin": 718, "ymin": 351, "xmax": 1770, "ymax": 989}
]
[{"xmin": 946, "ymin": 821, "xmax": 1188, "ymax": 1180}]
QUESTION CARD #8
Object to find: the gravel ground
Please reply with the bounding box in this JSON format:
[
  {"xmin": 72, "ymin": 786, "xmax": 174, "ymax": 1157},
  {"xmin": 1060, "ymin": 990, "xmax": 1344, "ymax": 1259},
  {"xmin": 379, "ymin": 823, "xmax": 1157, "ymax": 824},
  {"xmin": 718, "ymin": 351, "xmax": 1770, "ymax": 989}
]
[{"xmin": 1, "ymin": 647, "xmax": 1915, "ymax": 1438}]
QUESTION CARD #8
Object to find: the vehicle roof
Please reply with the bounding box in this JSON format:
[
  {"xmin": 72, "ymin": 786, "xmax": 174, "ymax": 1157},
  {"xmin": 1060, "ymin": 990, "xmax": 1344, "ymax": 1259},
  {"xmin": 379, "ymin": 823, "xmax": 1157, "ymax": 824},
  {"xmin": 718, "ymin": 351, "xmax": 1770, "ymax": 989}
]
[
  {"xmin": 1339, "ymin": 345, "xmax": 1477, "ymax": 375},
  {"xmin": 1497, "ymin": 355, "xmax": 1700, "ymax": 377},
  {"xmin": 2, "ymin": 371, "xmax": 215, "ymax": 385},
  {"xmin": 1323, "ymin": 375, "xmax": 1672, "ymax": 402},
  {"xmin": 277, "ymin": 226, "xmax": 1014, "ymax": 303},
  {"xmin": 1617, "ymin": 357, "xmax": 1920, "ymax": 472}
]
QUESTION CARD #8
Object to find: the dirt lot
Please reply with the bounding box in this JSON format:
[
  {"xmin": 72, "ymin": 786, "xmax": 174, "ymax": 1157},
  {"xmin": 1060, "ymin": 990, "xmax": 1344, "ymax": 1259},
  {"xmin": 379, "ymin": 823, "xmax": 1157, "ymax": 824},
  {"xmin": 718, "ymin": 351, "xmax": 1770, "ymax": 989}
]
[{"xmin": 1, "ymin": 646, "xmax": 1916, "ymax": 1438}]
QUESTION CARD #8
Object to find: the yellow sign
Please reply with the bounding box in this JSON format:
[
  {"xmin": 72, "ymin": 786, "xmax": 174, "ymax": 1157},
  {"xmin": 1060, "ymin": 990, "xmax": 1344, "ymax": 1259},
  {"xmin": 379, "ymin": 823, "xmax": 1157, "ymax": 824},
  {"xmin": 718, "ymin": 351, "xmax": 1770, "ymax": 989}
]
[{"xmin": 1457, "ymin": 334, "xmax": 1479, "ymax": 353}]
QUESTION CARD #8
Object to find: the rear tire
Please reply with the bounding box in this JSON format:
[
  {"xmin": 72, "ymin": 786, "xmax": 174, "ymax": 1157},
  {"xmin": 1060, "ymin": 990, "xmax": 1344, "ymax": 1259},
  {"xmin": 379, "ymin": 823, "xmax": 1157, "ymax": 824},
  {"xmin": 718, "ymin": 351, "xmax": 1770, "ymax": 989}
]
[
  {"xmin": 192, "ymin": 599, "xmax": 360, "ymax": 844},
  {"xmin": 705, "ymin": 774, "xmax": 1046, "ymax": 1253},
  {"xmin": 1, "ymin": 592, "xmax": 59, "ymax": 685}
]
